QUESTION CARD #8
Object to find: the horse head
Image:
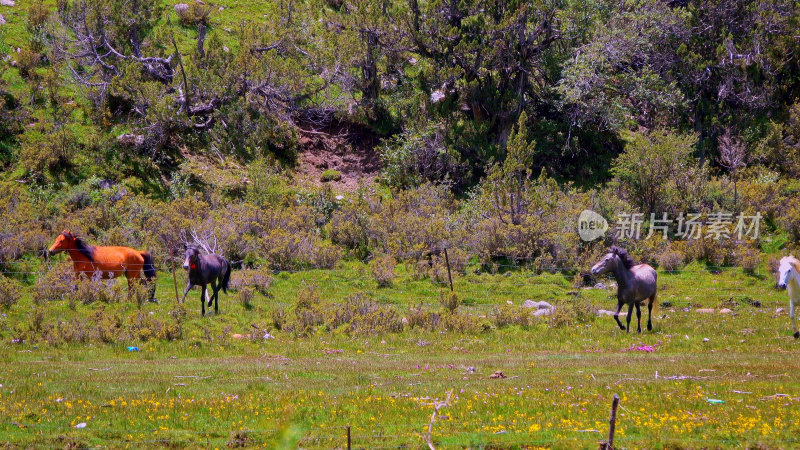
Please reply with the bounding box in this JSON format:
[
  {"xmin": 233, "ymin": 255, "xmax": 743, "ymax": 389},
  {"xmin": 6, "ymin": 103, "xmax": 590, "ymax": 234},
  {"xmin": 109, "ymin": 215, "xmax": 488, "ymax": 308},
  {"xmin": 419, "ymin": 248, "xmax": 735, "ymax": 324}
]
[
  {"xmin": 48, "ymin": 230, "xmax": 75, "ymax": 256},
  {"xmin": 591, "ymin": 246, "xmax": 633, "ymax": 276},
  {"xmin": 183, "ymin": 246, "xmax": 201, "ymax": 270},
  {"xmin": 778, "ymin": 256, "xmax": 800, "ymax": 289}
]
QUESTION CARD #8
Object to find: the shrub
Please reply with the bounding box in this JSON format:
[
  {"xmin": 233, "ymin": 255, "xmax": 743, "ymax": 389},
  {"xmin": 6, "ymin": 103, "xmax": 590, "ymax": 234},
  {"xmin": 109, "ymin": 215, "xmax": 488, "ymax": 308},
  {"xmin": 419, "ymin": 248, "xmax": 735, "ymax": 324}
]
[
  {"xmin": 329, "ymin": 195, "xmax": 373, "ymax": 258},
  {"xmin": 26, "ymin": 0, "xmax": 50, "ymax": 52},
  {"xmin": 176, "ymin": 1, "xmax": 211, "ymax": 26},
  {"xmin": 415, "ymin": 248, "xmax": 468, "ymax": 283},
  {"xmin": 379, "ymin": 123, "xmax": 466, "ymax": 189},
  {"xmin": 33, "ymin": 261, "xmax": 74, "ymax": 304},
  {"xmin": 491, "ymin": 304, "xmax": 531, "ymax": 328},
  {"xmin": 612, "ymin": 129, "xmax": 707, "ymax": 214},
  {"xmin": 407, "ymin": 303, "xmax": 440, "ymax": 330},
  {"xmin": 548, "ymin": 297, "xmax": 596, "ymax": 328},
  {"xmin": 271, "ymin": 308, "xmax": 286, "ymax": 331},
  {"xmin": 16, "ymin": 48, "xmax": 41, "ymax": 80},
  {"xmin": 320, "ymin": 169, "xmax": 342, "ymax": 182},
  {"xmin": 738, "ymin": 247, "xmax": 761, "ymax": 274},
  {"xmin": 768, "ymin": 256, "xmax": 781, "ymax": 278},
  {"xmin": 656, "ymin": 250, "xmax": 685, "ymax": 272},
  {"xmin": 68, "ymin": 273, "xmax": 126, "ymax": 306},
  {"xmin": 438, "ymin": 291, "xmax": 460, "ymax": 313},
  {"xmin": 230, "ymin": 268, "xmax": 273, "ymax": 295},
  {"xmin": 369, "ymin": 254, "xmax": 396, "ymax": 287},
  {"xmin": 329, "ymin": 292, "xmax": 403, "ymax": 335},
  {"xmin": 238, "ymin": 287, "xmax": 255, "ymax": 310},
  {"xmin": 439, "ymin": 311, "xmax": 482, "ymax": 333},
  {"xmin": 293, "ymin": 282, "xmax": 324, "ymax": 335},
  {"xmin": 0, "ymin": 276, "xmax": 21, "ymax": 309}
]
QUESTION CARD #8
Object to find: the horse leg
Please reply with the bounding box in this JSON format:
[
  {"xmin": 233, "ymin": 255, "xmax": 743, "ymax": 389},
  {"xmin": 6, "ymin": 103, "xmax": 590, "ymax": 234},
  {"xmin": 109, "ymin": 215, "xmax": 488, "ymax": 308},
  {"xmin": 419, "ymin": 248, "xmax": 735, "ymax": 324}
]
[
  {"xmin": 625, "ymin": 303, "xmax": 633, "ymax": 333},
  {"xmin": 213, "ymin": 285, "xmax": 220, "ymax": 314},
  {"xmin": 208, "ymin": 279, "xmax": 217, "ymax": 307},
  {"xmin": 180, "ymin": 282, "xmax": 193, "ymax": 304},
  {"xmin": 791, "ymin": 300, "xmax": 799, "ymax": 339},
  {"xmin": 647, "ymin": 294, "xmax": 655, "ymax": 331},
  {"xmin": 200, "ymin": 285, "xmax": 207, "ymax": 317},
  {"xmin": 635, "ymin": 302, "xmax": 642, "ymax": 333},
  {"xmin": 614, "ymin": 301, "xmax": 626, "ymax": 331}
]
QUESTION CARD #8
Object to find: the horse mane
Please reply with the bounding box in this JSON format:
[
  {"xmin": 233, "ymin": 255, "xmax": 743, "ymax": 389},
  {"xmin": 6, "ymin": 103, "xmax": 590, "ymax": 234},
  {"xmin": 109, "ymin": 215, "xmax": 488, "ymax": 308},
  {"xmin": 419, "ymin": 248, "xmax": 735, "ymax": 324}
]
[
  {"xmin": 780, "ymin": 255, "xmax": 800, "ymax": 275},
  {"xmin": 70, "ymin": 235, "xmax": 95, "ymax": 261},
  {"xmin": 610, "ymin": 245, "xmax": 635, "ymax": 269}
]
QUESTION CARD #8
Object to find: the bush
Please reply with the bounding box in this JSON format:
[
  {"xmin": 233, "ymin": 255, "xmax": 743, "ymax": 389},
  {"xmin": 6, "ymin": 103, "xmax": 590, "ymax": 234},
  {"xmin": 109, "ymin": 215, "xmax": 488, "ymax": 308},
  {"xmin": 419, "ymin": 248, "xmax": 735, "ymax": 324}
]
[
  {"xmin": 0, "ymin": 276, "xmax": 21, "ymax": 309},
  {"xmin": 491, "ymin": 304, "xmax": 531, "ymax": 328},
  {"xmin": 33, "ymin": 261, "xmax": 74, "ymax": 304},
  {"xmin": 67, "ymin": 273, "xmax": 126, "ymax": 306},
  {"xmin": 329, "ymin": 292, "xmax": 403, "ymax": 335},
  {"xmin": 15, "ymin": 48, "xmax": 41, "ymax": 80},
  {"xmin": 738, "ymin": 247, "xmax": 761, "ymax": 274},
  {"xmin": 406, "ymin": 303, "xmax": 440, "ymax": 330},
  {"xmin": 238, "ymin": 287, "xmax": 255, "ymax": 310},
  {"xmin": 439, "ymin": 311, "xmax": 482, "ymax": 333},
  {"xmin": 320, "ymin": 169, "xmax": 342, "ymax": 182},
  {"xmin": 612, "ymin": 129, "xmax": 707, "ymax": 214},
  {"xmin": 656, "ymin": 250, "xmax": 685, "ymax": 272},
  {"xmin": 548, "ymin": 297, "xmax": 596, "ymax": 328},
  {"xmin": 379, "ymin": 123, "xmax": 466, "ymax": 189},
  {"xmin": 293, "ymin": 282, "xmax": 324, "ymax": 335},
  {"xmin": 230, "ymin": 268, "xmax": 273, "ymax": 295},
  {"xmin": 415, "ymin": 248, "xmax": 468, "ymax": 283},
  {"xmin": 176, "ymin": 1, "xmax": 211, "ymax": 26},
  {"xmin": 438, "ymin": 291, "xmax": 460, "ymax": 313},
  {"xmin": 369, "ymin": 254, "xmax": 396, "ymax": 287}
]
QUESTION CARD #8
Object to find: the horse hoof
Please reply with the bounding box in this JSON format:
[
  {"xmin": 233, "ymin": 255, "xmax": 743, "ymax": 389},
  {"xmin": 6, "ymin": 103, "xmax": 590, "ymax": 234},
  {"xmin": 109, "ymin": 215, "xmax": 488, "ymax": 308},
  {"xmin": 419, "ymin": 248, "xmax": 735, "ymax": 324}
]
[{"xmin": 794, "ymin": 331, "xmax": 799, "ymax": 339}]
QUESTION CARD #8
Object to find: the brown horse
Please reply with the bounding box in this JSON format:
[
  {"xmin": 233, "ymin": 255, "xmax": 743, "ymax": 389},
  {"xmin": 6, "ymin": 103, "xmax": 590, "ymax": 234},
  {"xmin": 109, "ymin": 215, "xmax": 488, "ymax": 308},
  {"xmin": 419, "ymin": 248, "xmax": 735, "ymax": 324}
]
[
  {"xmin": 48, "ymin": 231, "xmax": 156, "ymax": 299},
  {"xmin": 591, "ymin": 246, "xmax": 657, "ymax": 333}
]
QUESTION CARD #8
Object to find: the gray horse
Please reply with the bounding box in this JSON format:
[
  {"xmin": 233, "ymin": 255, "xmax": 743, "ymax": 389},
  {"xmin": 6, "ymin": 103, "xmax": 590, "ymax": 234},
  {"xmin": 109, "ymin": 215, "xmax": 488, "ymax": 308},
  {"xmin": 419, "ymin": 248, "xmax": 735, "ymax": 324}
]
[
  {"xmin": 181, "ymin": 246, "xmax": 231, "ymax": 316},
  {"xmin": 591, "ymin": 246, "xmax": 658, "ymax": 333}
]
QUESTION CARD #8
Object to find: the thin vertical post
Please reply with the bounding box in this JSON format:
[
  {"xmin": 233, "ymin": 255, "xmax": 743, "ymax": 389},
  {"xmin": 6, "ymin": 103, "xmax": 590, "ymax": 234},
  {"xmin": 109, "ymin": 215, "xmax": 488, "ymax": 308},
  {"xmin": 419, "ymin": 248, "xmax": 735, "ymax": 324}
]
[
  {"xmin": 443, "ymin": 248, "xmax": 454, "ymax": 292},
  {"xmin": 171, "ymin": 250, "xmax": 180, "ymax": 304},
  {"xmin": 346, "ymin": 425, "xmax": 351, "ymax": 450},
  {"xmin": 602, "ymin": 394, "xmax": 620, "ymax": 449}
]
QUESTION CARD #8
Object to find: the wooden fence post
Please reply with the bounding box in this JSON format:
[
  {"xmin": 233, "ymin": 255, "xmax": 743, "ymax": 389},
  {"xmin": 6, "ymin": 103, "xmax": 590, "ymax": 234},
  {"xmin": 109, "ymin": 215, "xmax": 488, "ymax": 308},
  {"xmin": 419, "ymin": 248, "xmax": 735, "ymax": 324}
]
[
  {"xmin": 171, "ymin": 250, "xmax": 180, "ymax": 304},
  {"xmin": 443, "ymin": 248, "xmax": 454, "ymax": 292},
  {"xmin": 346, "ymin": 425, "xmax": 351, "ymax": 450},
  {"xmin": 600, "ymin": 394, "xmax": 620, "ymax": 450}
]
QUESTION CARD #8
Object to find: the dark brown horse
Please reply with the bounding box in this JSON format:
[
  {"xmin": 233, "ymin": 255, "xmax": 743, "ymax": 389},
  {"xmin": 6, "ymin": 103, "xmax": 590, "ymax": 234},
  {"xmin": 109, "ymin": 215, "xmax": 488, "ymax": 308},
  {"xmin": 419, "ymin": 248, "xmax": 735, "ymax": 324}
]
[
  {"xmin": 181, "ymin": 246, "xmax": 231, "ymax": 316},
  {"xmin": 591, "ymin": 246, "xmax": 657, "ymax": 333}
]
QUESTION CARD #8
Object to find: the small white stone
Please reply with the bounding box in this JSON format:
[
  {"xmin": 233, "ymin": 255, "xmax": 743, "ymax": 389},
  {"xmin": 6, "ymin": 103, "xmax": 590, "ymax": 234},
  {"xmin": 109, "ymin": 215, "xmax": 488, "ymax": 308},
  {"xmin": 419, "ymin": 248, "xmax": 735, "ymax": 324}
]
[{"xmin": 75, "ymin": 422, "xmax": 87, "ymax": 429}]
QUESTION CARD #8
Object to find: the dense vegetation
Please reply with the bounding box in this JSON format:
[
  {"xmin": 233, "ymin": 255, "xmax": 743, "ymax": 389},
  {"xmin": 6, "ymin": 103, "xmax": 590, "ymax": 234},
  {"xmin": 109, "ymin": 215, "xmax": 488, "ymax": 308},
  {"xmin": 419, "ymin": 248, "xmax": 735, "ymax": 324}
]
[{"xmin": 1, "ymin": 0, "xmax": 800, "ymax": 279}]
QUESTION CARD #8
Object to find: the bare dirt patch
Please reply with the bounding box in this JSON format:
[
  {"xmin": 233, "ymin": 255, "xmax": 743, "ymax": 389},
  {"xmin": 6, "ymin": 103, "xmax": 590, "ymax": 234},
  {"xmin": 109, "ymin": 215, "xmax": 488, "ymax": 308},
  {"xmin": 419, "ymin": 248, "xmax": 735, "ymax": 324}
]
[{"xmin": 294, "ymin": 121, "xmax": 382, "ymax": 191}]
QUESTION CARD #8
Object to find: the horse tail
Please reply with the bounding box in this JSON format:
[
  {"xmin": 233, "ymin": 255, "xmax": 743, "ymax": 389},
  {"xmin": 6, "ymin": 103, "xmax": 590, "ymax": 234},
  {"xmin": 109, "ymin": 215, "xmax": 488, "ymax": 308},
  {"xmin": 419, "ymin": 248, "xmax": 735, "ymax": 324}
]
[
  {"xmin": 221, "ymin": 258, "xmax": 231, "ymax": 294},
  {"xmin": 142, "ymin": 252, "xmax": 156, "ymax": 281}
]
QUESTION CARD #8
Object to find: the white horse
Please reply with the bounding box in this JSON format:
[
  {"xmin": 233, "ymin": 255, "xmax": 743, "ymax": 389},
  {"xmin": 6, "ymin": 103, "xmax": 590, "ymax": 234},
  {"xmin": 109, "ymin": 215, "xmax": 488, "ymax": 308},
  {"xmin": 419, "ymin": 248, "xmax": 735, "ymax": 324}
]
[{"xmin": 777, "ymin": 256, "xmax": 800, "ymax": 339}]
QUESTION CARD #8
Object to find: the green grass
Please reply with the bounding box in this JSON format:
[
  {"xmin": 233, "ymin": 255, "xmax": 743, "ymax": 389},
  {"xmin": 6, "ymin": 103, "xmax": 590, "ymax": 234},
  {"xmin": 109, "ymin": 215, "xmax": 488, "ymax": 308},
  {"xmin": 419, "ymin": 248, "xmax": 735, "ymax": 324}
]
[{"xmin": 1, "ymin": 261, "xmax": 799, "ymax": 448}]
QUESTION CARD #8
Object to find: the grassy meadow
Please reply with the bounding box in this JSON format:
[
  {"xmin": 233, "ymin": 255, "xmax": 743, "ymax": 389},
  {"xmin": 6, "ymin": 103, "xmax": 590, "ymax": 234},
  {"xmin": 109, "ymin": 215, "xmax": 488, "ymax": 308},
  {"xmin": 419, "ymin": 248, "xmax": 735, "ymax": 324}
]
[{"xmin": 1, "ymin": 260, "xmax": 799, "ymax": 448}]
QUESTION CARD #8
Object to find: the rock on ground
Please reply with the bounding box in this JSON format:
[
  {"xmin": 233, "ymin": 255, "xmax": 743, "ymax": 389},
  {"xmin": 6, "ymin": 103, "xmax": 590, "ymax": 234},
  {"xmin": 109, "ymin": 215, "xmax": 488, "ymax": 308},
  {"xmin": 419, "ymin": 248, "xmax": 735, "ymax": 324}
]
[
  {"xmin": 718, "ymin": 308, "xmax": 733, "ymax": 314},
  {"xmin": 0, "ymin": 1, "xmax": 14, "ymax": 7},
  {"xmin": 597, "ymin": 309, "xmax": 627, "ymax": 317},
  {"xmin": 174, "ymin": 3, "xmax": 189, "ymax": 13},
  {"xmin": 522, "ymin": 300, "xmax": 553, "ymax": 310},
  {"xmin": 695, "ymin": 308, "xmax": 715, "ymax": 314}
]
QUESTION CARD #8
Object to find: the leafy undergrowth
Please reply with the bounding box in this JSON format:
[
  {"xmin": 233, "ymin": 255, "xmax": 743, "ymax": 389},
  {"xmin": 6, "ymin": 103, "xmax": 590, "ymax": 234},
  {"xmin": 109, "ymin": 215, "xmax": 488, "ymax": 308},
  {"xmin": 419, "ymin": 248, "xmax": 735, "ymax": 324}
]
[{"xmin": 0, "ymin": 262, "xmax": 798, "ymax": 448}]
